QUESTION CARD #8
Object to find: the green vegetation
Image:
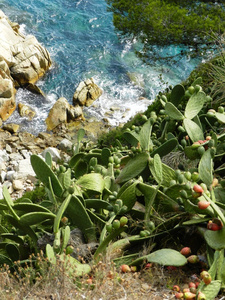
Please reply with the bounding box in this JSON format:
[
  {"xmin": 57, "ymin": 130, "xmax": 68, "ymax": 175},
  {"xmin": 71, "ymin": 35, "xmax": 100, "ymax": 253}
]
[
  {"xmin": 0, "ymin": 69, "xmax": 225, "ymax": 298},
  {"xmin": 106, "ymin": 0, "xmax": 225, "ymax": 60}
]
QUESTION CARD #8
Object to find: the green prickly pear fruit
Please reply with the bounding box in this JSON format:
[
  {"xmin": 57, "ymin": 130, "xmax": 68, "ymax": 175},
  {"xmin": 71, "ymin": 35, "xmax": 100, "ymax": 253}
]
[
  {"xmin": 180, "ymin": 190, "xmax": 188, "ymax": 199},
  {"xmin": 66, "ymin": 245, "xmax": 74, "ymax": 255},
  {"xmin": 197, "ymin": 146, "xmax": 205, "ymax": 156},
  {"xmin": 112, "ymin": 219, "xmax": 121, "ymax": 230},
  {"xmin": 161, "ymin": 95, "xmax": 167, "ymax": 102},
  {"xmin": 120, "ymin": 216, "xmax": 128, "ymax": 227},
  {"xmin": 191, "ymin": 172, "xmax": 199, "ymax": 182},
  {"xmin": 106, "ymin": 223, "xmax": 113, "ymax": 233},
  {"xmin": 188, "ymin": 86, "xmax": 195, "ymax": 94},
  {"xmin": 184, "ymin": 171, "xmax": 192, "ymax": 181},
  {"xmin": 218, "ymin": 106, "xmax": 224, "ymax": 113},
  {"xmin": 68, "ymin": 186, "xmax": 75, "ymax": 194}
]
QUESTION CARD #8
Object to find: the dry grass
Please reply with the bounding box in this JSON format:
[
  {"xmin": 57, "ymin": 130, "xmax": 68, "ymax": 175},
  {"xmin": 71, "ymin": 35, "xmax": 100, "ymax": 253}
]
[{"xmin": 0, "ymin": 251, "xmax": 180, "ymax": 300}]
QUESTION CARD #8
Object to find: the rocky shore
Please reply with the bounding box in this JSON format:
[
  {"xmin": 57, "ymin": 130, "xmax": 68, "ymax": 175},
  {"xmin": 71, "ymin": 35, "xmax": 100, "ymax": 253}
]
[{"xmin": 0, "ymin": 9, "xmax": 115, "ymax": 200}]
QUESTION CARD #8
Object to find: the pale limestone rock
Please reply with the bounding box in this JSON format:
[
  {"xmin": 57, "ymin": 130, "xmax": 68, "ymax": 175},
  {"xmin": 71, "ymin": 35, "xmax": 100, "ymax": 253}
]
[
  {"xmin": 0, "ymin": 9, "xmax": 51, "ymax": 122},
  {"xmin": 41, "ymin": 147, "xmax": 61, "ymax": 162},
  {"xmin": 12, "ymin": 179, "xmax": 24, "ymax": 191},
  {"xmin": 16, "ymin": 158, "xmax": 36, "ymax": 179},
  {"xmin": 73, "ymin": 78, "xmax": 103, "ymax": 107},
  {"xmin": 45, "ymin": 97, "xmax": 83, "ymax": 131}
]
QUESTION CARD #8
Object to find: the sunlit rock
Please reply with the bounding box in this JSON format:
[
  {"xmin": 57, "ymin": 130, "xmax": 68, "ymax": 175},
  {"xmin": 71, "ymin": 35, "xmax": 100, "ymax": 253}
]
[{"xmin": 73, "ymin": 78, "xmax": 103, "ymax": 107}]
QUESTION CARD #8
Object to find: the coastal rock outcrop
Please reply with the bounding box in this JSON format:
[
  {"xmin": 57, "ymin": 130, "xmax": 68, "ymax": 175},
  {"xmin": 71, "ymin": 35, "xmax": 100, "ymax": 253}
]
[
  {"xmin": 0, "ymin": 9, "xmax": 51, "ymax": 122},
  {"xmin": 45, "ymin": 97, "xmax": 84, "ymax": 131},
  {"xmin": 73, "ymin": 78, "xmax": 103, "ymax": 107}
]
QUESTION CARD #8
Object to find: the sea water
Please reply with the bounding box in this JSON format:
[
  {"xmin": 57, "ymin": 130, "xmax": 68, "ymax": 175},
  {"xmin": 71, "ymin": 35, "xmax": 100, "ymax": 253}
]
[{"xmin": 1, "ymin": 0, "xmax": 202, "ymax": 134}]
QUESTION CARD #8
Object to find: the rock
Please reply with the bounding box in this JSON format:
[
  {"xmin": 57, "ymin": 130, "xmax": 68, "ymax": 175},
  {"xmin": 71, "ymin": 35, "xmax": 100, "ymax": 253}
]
[
  {"xmin": 16, "ymin": 158, "xmax": 36, "ymax": 179},
  {"xmin": 73, "ymin": 78, "xmax": 103, "ymax": 107},
  {"xmin": 0, "ymin": 149, "xmax": 9, "ymax": 162},
  {"xmin": 41, "ymin": 147, "xmax": 61, "ymax": 162},
  {"xmin": 18, "ymin": 103, "xmax": 36, "ymax": 120},
  {"xmin": 0, "ymin": 9, "xmax": 51, "ymax": 122},
  {"xmin": 6, "ymin": 170, "xmax": 16, "ymax": 181},
  {"xmin": 45, "ymin": 97, "xmax": 83, "ymax": 131},
  {"xmin": 0, "ymin": 57, "xmax": 16, "ymax": 121},
  {"xmin": 0, "ymin": 171, "xmax": 6, "ymax": 183},
  {"xmin": 2, "ymin": 123, "xmax": 20, "ymax": 133},
  {"xmin": 12, "ymin": 179, "xmax": 24, "ymax": 191},
  {"xmin": 58, "ymin": 138, "xmax": 73, "ymax": 152},
  {"xmin": 5, "ymin": 144, "xmax": 12, "ymax": 153}
]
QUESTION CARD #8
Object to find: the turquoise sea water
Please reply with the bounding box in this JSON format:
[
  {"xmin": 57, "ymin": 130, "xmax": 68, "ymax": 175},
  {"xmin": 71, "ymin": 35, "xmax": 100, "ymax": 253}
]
[{"xmin": 1, "ymin": 0, "xmax": 203, "ymax": 134}]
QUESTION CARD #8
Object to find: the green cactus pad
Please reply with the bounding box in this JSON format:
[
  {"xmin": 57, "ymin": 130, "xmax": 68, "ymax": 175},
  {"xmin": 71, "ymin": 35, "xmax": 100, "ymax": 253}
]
[
  {"xmin": 116, "ymin": 152, "xmax": 149, "ymax": 184},
  {"xmin": 131, "ymin": 248, "xmax": 187, "ymax": 266},
  {"xmin": 77, "ymin": 173, "xmax": 105, "ymax": 193},
  {"xmin": 165, "ymin": 102, "xmax": 184, "ymax": 120},
  {"xmin": 183, "ymin": 118, "xmax": 204, "ymax": 142},
  {"xmin": 184, "ymin": 91, "xmax": 207, "ymax": 119},
  {"xmin": 199, "ymin": 280, "xmax": 221, "ymax": 300},
  {"xmin": 30, "ymin": 155, "xmax": 63, "ymax": 197},
  {"xmin": 199, "ymin": 149, "xmax": 213, "ymax": 187},
  {"xmin": 150, "ymin": 138, "xmax": 178, "ymax": 158},
  {"xmin": 20, "ymin": 212, "xmax": 55, "ymax": 226},
  {"xmin": 170, "ymin": 84, "xmax": 185, "ymax": 106},
  {"xmin": 204, "ymin": 227, "xmax": 225, "ymax": 250}
]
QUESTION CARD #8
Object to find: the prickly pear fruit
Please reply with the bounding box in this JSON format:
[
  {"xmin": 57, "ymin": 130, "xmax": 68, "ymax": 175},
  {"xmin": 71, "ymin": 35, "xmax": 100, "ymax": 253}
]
[
  {"xmin": 180, "ymin": 247, "xmax": 191, "ymax": 257},
  {"xmin": 120, "ymin": 264, "xmax": 131, "ymax": 273},
  {"xmin": 187, "ymin": 255, "xmax": 199, "ymax": 264},
  {"xmin": 198, "ymin": 201, "xmax": 210, "ymax": 209}
]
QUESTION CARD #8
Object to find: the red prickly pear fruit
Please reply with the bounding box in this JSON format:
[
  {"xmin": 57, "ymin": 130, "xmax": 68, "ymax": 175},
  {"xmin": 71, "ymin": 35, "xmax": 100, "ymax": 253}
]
[
  {"xmin": 183, "ymin": 288, "xmax": 190, "ymax": 293},
  {"xmin": 180, "ymin": 247, "xmax": 191, "ymax": 257},
  {"xmin": 187, "ymin": 255, "xmax": 199, "ymax": 264},
  {"xmin": 193, "ymin": 184, "xmax": 204, "ymax": 194},
  {"xmin": 198, "ymin": 201, "xmax": 210, "ymax": 209},
  {"xmin": 86, "ymin": 278, "xmax": 93, "ymax": 285},
  {"xmin": 175, "ymin": 292, "xmax": 184, "ymax": 299},
  {"xmin": 144, "ymin": 263, "xmax": 152, "ymax": 269},
  {"xmin": 200, "ymin": 271, "xmax": 212, "ymax": 285},
  {"xmin": 197, "ymin": 292, "xmax": 206, "ymax": 300},
  {"xmin": 206, "ymin": 136, "xmax": 211, "ymax": 140},
  {"xmin": 207, "ymin": 221, "xmax": 222, "ymax": 231},
  {"xmin": 183, "ymin": 292, "xmax": 196, "ymax": 299},
  {"xmin": 173, "ymin": 285, "xmax": 180, "ymax": 292},
  {"xmin": 188, "ymin": 282, "xmax": 196, "ymax": 288},
  {"xmin": 120, "ymin": 264, "xmax": 131, "ymax": 273}
]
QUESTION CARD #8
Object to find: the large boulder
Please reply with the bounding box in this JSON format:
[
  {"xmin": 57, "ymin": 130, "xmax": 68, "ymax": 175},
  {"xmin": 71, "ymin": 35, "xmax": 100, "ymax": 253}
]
[
  {"xmin": 45, "ymin": 97, "xmax": 84, "ymax": 131},
  {"xmin": 0, "ymin": 9, "xmax": 51, "ymax": 122},
  {"xmin": 73, "ymin": 78, "xmax": 103, "ymax": 107},
  {"xmin": 0, "ymin": 56, "xmax": 16, "ymax": 121}
]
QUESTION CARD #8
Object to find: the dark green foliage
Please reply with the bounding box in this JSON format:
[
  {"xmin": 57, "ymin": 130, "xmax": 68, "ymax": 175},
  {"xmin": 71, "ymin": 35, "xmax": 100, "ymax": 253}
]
[{"xmin": 107, "ymin": 0, "xmax": 225, "ymax": 60}]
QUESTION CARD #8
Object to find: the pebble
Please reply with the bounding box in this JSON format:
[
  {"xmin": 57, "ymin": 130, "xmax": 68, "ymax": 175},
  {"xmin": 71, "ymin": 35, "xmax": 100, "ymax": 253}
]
[{"xmin": 12, "ymin": 179, "xmax": 24, "ymax": 191}]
